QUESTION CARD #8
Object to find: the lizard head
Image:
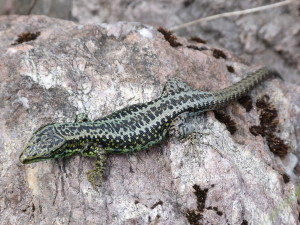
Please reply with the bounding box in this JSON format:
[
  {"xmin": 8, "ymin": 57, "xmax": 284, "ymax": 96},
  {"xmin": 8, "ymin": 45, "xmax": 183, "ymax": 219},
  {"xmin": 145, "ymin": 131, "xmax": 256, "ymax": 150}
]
[{"xmin": 19, "ymin": 124, "xmax": 67, "ymax": 164}]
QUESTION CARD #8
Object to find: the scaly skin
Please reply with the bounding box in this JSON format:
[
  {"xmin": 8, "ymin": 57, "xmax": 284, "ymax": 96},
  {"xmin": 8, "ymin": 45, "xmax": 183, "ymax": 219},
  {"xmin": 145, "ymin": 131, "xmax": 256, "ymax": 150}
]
[{"xmin": 19, "ymin": 67, "xmax": 281, "ymax": 189}]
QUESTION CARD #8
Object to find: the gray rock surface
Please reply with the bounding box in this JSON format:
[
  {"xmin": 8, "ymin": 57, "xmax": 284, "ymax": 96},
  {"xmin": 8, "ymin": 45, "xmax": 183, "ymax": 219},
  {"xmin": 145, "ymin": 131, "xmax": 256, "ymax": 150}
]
[
  {"xmin": 0, "ymin": 15, "xmax": 299, "ymax": 225},
  {"xmin": 73, "ymin": 0, "xmax": 300, "ymax": 85},
  {"xmin": 1, "ymin": 0, "xmax": 299, "ymax": 85},
  {"xmin": 0, "ymin": 0, "xmax": 72, "ymax": 19}
]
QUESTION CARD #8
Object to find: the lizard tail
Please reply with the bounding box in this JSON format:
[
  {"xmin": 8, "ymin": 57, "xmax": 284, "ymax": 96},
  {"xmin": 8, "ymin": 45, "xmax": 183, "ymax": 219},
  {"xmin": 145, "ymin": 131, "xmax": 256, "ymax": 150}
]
[{"xmin": 211, "ymin": 67, "xmax": 281, "ymax": 108}]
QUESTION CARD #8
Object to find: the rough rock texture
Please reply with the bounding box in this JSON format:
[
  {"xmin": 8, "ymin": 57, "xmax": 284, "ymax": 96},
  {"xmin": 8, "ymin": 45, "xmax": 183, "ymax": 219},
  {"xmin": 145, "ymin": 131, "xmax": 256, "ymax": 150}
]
[
  {"xmin": 71, "ymin": 0, "xmax": 300, "ymax": 85},
  {"xmin": 0, "ymin": 15, "xmax": 299, "ymax": 225},
  {"xmin": 1, "ymin": 0, "xmax": 299, "ymax": 85},
  {"xmin": 0, "ymin": 0, "xmax": 72, "ymax": 19}
]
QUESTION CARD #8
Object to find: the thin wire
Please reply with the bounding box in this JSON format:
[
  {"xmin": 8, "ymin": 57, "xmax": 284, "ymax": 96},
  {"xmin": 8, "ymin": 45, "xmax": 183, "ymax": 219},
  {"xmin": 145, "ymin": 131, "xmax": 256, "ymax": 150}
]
[{"xmin": 170, "ymin": 0, "xmax": 295, "ymax": 31}]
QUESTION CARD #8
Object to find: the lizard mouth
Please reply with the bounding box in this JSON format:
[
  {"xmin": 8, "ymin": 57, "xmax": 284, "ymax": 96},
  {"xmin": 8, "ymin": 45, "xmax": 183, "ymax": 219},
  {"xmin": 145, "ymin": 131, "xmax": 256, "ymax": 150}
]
[{"xmin": 19, "ymin": 152, "xmax": 51, "ymax": 164}]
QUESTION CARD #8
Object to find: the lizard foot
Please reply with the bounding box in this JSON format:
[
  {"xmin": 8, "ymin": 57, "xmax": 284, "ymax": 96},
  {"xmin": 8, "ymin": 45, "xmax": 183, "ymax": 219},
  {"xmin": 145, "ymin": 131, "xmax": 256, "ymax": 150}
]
[
  {"xmin": 86, "ymin": 149, "xmax": 107, "ymax": 190},
  {"xmin": 87, "ymin": 159, "xmax": 106, "ymax": 190}
]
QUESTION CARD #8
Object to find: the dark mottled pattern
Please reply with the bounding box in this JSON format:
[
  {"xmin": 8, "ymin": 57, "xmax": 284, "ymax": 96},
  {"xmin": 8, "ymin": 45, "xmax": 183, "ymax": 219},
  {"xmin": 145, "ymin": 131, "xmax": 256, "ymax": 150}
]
[{"xmin": 20, "ymin": 67, "xmax": 280, "ymax": 163}]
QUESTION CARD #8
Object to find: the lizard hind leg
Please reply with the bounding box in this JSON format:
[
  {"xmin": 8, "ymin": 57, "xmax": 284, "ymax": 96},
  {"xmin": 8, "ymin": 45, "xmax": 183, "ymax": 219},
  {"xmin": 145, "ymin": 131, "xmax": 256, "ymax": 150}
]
[
  {"xmin": 169, "ymin": 112, "xmax": 197, "ymax": 140},
  {"xmin": 86, "ymin": 146, "xmax": 107, "ymax": 190},
  {"xmin": 162, "ymin": 77, "xmax": 193, "ymax": 96}
]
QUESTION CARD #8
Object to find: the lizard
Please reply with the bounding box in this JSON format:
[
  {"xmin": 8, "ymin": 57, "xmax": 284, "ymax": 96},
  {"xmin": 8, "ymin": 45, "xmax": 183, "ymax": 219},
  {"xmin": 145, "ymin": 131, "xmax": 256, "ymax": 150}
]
[{"xmin": 19, "ymin": 67, "xmax": 281, "ymax": 189}]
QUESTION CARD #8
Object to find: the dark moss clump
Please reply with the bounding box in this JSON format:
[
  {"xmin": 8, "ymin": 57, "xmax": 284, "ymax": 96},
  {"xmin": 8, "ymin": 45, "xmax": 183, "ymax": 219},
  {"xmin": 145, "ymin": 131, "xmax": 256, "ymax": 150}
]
[
  {"xmin": 185, "ymin": 184, "xmax": 208, "ymax": 224},
  {"xmin": 212, "ymin": 49, "xmax": 227, "ymax": 59},
  {"xmin": 238, "ymin": 96, "xmax": 253, "ymax": 112},
  {"xmin": 12, "ymin": 31, "xmax": 41, "ymax": 45},
  {"xmin": 282, "ymin": 173, "xmax": 290, "ymax": 183},
  {"xmin": 151, "ymin": 200, "xmax": 163, "ymax": 209},
  {"xmin": 226, "ymin": 65, "xmax": 235, "ymax": 73},
  {"xmin": 249, "ymin": 95, "xmax": 290, "ymax": 157},
  {"xmin": 206, "ymin": 206, "xmax": 223, "ymax": 216},
  {"xmin": 157, "ymin": 27, "xmax": 182, "ymax": 47},
  {"xmin": 193, "ymin": 184, "xmax": 208, "ymax": 212},
  {"xmin": 190, "ymin": 36, "xmax": 207, "ymax": 44},
  {"xmin": 266, "ymin": 135, "xmax": 290, "ymax": 157},
  {"xmin": 187, "ymin": 45, "xmax": 208, "ymax": 51},
  {"xmin": 214, "ymin": 111, "xmax": 237, "ymax": 135},
  {"xmin": 241, "ymin": 220, "xmax": 248, "ymax": 225},
  {"xmin": 185, "ymin": 209, "xmax": 203, "ymax": 225}
]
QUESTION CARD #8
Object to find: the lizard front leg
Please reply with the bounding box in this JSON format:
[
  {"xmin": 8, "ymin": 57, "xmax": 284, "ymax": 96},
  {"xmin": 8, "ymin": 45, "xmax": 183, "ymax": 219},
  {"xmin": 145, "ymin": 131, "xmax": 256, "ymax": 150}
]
[
  {"xmin": 84, "ymin": 145, "xmax": 107, "ymax": 190},
  {"xmin": 75, "ymin": 113, "xmax": 91, "ymax": 123}
]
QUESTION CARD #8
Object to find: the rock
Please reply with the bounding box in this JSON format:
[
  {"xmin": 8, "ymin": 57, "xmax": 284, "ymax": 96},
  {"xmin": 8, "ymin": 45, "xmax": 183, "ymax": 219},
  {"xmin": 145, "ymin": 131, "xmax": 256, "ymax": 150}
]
[
  {"xmin": 1, "ymin": 1, "xmax": 299, "ymax": 84},
  {"xmin": 0, "ymin": 15, "xmax": 299, "ymax": 225}
]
